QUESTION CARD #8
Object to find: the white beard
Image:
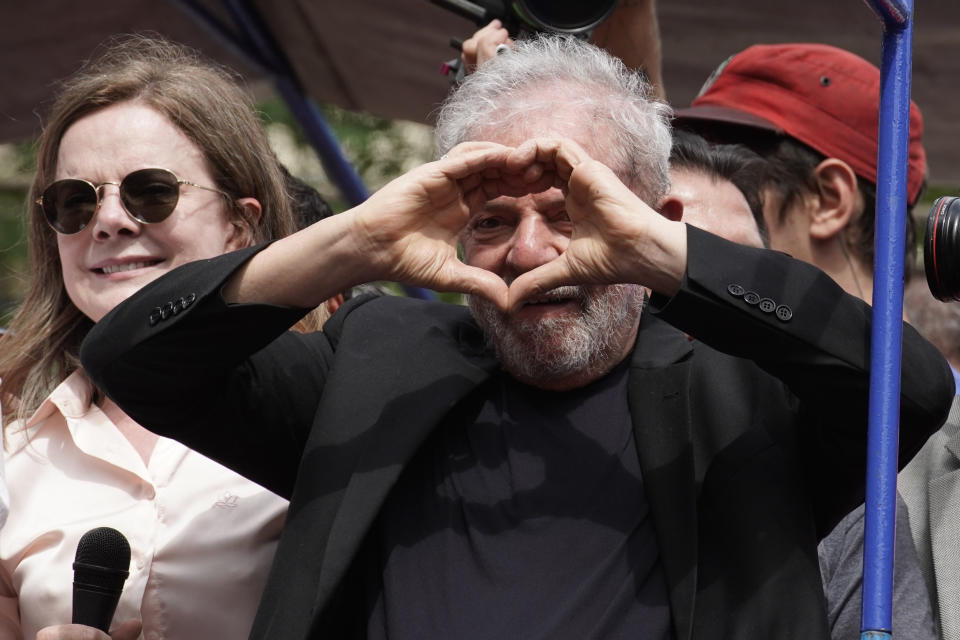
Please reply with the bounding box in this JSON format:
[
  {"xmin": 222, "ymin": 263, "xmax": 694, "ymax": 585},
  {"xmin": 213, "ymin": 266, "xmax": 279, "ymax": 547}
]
[{"xmin": 468, "ymin": 283, "xmax": 645, "ymax": 385}]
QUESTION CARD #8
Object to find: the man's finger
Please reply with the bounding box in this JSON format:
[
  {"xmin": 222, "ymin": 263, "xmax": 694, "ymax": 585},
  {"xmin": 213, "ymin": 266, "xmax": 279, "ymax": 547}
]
[
  {"xmin": 444, "ymin": 140, "xmax": 507, "ymax": 158},
  {"xmin": 436, "ymin": 145, "xmax": 513, "ymax": 181},
  {"xmin": 506, "ymin": 260, "xmax": 572, "ymax": 312},
  {"xmin": 448, "ymin": 265, "xmax": 510, "ymax": 311},
  {"xmin": 507, "ymin": 138, "xmax": 587, "ymax": 181}
]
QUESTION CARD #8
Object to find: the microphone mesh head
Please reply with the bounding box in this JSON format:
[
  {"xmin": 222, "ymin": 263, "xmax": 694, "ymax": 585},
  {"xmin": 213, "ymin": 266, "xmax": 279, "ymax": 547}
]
[{"xmin": 75, "ymin": 527, "xmax": 131, "ymax": 571}]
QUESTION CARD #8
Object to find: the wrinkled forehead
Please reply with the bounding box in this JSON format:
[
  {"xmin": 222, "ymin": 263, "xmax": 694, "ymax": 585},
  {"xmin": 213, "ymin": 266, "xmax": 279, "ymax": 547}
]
[
  {"xmin": 482, "ymin": 187, "xmax": 567, "ymax": 213},
  {"xmin": 470, "ymin": 99, "xmax": 611, "ymax": 164}
]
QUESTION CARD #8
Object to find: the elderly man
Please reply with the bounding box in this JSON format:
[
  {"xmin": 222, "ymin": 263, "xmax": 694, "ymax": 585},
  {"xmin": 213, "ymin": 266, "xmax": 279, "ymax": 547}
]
[{"xmin": 81, "ymin": 37, "xmax": 952, "ymax": 640}]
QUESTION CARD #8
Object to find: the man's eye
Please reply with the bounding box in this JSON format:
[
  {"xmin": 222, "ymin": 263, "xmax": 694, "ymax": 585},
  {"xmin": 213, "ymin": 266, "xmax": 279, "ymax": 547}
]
[{"xmin": 474, "ymin": 217, "xmax": 502, "ymax": 230}]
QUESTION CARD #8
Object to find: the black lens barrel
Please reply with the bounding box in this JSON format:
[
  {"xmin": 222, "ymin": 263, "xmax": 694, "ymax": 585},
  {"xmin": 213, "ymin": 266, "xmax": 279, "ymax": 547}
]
[
  {"xmin": 924, "ymin": 196, "xmax": 960, "ymax": 301},
  {"xmin": 517, "ymin": 0, "xmax": 618, "ymax": 34},
  {"xmin": 430, "ymin": 0, "xmax": 617, "ymax": 35}
]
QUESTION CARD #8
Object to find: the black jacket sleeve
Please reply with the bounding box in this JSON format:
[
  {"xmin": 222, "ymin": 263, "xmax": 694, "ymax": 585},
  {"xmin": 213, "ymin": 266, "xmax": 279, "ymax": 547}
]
[
  {"xmin": 81, "ymin": 244, "xmax": 335, "ymax": 498},
  {"xmin": 652, "ymin": 226, "xmax": 955, "ymax": 532}
]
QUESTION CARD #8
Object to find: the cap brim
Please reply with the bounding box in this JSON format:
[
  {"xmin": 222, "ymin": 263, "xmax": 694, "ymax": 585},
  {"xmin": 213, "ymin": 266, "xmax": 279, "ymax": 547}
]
[{"xmin": 672, "ymin": 105, "xmax": 785, "ymax": 134}]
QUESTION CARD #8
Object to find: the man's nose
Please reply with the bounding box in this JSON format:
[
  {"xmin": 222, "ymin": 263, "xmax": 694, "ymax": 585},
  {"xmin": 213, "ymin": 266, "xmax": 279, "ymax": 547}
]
[{"xmin": 504, "ymin": 215, "xmax": 568, "ymax": 275}]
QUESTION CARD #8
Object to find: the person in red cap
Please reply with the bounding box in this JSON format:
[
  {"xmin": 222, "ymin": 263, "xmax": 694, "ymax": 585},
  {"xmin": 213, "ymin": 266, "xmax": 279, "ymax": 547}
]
[
  {"xmin": 674, "ymin": 42, "xmax": 926, "ymax": 306},
  {"xmin": 675, "ymin": 42, "xmax": 936, "ymax": 640}
]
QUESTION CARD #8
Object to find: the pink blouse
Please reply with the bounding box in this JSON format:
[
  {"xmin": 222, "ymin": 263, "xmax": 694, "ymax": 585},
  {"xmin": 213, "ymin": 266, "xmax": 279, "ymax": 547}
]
[{"xmin": 0, "ymin": 371, "xmax": 287, "ymax": 639}]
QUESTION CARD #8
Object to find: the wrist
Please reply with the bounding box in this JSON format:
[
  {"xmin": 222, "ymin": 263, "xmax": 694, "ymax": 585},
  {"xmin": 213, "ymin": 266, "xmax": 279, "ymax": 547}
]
[{"xmin": 631, "ymin": 216, "xmax": 687, "ymax": 296}]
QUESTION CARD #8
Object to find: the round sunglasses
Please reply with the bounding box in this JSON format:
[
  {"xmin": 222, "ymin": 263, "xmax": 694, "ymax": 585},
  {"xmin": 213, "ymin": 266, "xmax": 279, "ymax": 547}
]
[{"xmin": 36, "ymin": 167, "xmax": 231, "ymax": 235}]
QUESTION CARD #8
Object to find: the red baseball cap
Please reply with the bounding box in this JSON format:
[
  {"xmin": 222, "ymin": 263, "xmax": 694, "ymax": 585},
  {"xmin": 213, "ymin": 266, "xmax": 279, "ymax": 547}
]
[{"xmin": 674, "ymin": 43, "xmax": 927, "ymax": 205}]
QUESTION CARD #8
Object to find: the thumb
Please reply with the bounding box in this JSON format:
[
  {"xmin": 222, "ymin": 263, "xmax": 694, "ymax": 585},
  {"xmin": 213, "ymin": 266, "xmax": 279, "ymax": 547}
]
[
  {"xmin": 507, "ymin": 260, "xmax": 571, "ymax": 311},
  {"xmin": 109, "ymin": 620, "xmax": 142, "ymax": 640},
  {"xmin": 452, "ymin": 265, "xmax": 510, "ymax": 311}
]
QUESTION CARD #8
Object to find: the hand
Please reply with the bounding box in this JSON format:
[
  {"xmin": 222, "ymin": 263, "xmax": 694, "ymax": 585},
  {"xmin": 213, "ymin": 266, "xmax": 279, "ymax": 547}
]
[
  {"xmin": 502, "ymin": 137, "xmax": 687, "ymax": 308},
  {"xmin": 37, "ymin": 620, "xmax": 142, "ymax": 640},
  {"xmin": 222, "ymin": 142, "xmax": 552, "ymax": 311},
  {"xmin": 460, "ymin": 19, "xmax": 513, "ymax": 73},
  {"xmin": 347, "ymin": 142, "xmax": 550, "ymax": 309}
]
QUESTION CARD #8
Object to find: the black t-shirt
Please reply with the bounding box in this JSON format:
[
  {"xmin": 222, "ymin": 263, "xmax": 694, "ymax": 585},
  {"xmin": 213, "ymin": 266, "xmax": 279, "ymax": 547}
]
[{"xmin": 364, "ymin": 361, "xmax": 672, "ymax": 639}]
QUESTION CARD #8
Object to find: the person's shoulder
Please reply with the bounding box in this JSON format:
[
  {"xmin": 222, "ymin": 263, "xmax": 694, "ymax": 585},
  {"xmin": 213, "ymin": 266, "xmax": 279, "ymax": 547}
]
[
  {"xmin": 899, "ymin": 397, "xmax": 959, "ymax": 539},
  {"xmin": 903, "ymin": 397, "xmax": 960, "ymax": 475}
]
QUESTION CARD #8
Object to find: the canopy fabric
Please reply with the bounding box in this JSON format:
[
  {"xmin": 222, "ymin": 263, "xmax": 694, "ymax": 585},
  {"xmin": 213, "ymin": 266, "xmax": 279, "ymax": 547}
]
[{"xmin": 3, "ymin": 0, "xmax": 959, "ymax": 186}]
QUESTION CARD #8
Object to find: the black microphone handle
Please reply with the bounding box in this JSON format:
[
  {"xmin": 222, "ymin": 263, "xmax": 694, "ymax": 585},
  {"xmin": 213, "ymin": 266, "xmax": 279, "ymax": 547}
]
[{"xmin": 72, "ymin": 579, "xmax": 123, "ymax": 632}]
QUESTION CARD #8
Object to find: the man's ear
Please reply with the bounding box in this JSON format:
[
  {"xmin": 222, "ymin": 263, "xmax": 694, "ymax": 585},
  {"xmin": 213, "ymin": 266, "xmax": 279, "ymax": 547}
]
[
  {"xmin": 809, "ymin": 158, "xmax": 861, "ymax": 241},
  {"xmin": 657, "ymin": 194, "xmax": 684, "ymax": 222},
  {"xmin": 227, "ymin": 197, "xmax": 263, "ymax": 250}
]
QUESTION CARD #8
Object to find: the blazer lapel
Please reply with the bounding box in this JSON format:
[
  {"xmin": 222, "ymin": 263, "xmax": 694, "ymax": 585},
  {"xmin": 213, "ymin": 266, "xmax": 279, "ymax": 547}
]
[
  {"xmin": 628, "ymin": 313, "xmax": 698, "ymax": 640},
  {"xmin": 928, "ymin": 416, "xmax": 960, "ymax": 639}
]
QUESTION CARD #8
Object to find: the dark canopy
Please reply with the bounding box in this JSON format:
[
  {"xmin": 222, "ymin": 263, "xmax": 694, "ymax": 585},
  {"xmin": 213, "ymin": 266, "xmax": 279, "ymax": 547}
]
[{"xmin": 3, "ymin": 0, "xmax": 959, "ymax": 186}]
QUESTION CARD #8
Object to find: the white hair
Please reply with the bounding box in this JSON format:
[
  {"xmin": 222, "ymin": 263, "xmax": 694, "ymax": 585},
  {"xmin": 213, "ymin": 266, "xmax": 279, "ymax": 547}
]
[{"xmin": 435, "ymin": 35, "xmax": 673, "ymax": 203}]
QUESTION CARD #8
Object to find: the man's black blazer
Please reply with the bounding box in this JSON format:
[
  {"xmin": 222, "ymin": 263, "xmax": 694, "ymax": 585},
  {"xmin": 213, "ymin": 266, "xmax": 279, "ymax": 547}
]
[{"xmin": 82, "ymin": 227, "xmax": 954, "ymax": 639}]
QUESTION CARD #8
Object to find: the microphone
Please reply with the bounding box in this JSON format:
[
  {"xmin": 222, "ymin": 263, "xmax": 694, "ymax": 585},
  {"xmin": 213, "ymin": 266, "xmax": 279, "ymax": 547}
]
[{"xmin": 72, "ymin": 527, "xmax": 131, "ymax": 632}]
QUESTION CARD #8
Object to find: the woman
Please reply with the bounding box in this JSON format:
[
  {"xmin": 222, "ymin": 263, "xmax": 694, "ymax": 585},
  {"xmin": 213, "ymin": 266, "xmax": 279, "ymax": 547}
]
[{"xmin": 0, "ymin": 36, "xmax": 299, "ymax": 639}]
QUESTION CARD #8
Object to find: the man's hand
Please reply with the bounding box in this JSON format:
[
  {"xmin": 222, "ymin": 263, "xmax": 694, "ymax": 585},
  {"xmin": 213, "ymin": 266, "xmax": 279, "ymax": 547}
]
[
  {"xmin": 224, "ymin": 141, "xmax": 553, "ymax": 311},
  {"xmin": 36, "ymin": 620, "xmax": 142, "ymax": 640},
  {"xmin": 502, "ymin": 137, "xmax": 687, "ymax": 308},
  {"xmin": 225, "ymin": 137, "xmax": 683, "ymax": 314},
  {"xmin": 342, "ymin": 141, "xmax": 555, "ymax": 310},
  {"xmin": 460, "ymin": 19, "xmax": 513, "ymax": 72}
]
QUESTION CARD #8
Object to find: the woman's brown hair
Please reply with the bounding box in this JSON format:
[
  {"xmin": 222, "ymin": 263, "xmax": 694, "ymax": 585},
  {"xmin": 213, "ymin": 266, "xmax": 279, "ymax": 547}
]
[{"xmin": 0, "ymin": 34, "xmax": 306, "ymax": 427}]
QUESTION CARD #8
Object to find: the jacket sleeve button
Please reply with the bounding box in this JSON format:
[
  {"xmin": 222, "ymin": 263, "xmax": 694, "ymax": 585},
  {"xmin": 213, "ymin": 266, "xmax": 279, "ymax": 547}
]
[
  {"xmin": 727, "ymin": 284, "xmax": 745, "ymax": 297},
  {"xmin": 743, "ymin": 291, "xmax": 760, "ymax": 305},
  {"xmin": 776, "ymin": 305, "xmax": 794, "ymax": 322}
]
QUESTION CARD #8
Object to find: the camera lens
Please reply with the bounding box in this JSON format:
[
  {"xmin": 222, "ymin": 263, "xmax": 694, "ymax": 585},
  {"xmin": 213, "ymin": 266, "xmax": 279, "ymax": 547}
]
[
  {"xmin": 924, "ymin": 196, "xmax": 960, "ymax": 301},
  {"xmin": 517, "ymin": 0, "xmax": 617, "ymax": 34}
]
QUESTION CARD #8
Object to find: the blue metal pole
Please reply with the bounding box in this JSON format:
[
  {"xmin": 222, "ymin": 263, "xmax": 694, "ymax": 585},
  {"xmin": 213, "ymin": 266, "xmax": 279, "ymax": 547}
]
[
  {"xmin": 220, "ymin": 0, "xmax": 371, "ymax": 206},
  {"xmin": 861, "ymin": 0, "xmax": 913, "ymax": 638},
  {"xmin": 171, "ymin": 0, "xmax": 268, "ymax": 69},
  {"xmin": 171, "ymin": 1, "xmax": 369, "ymax": 205}
]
